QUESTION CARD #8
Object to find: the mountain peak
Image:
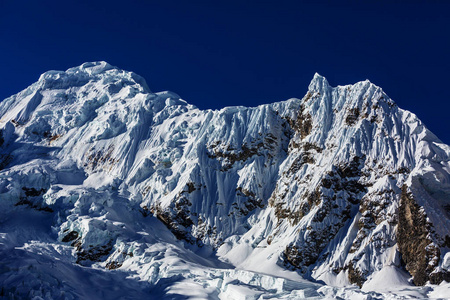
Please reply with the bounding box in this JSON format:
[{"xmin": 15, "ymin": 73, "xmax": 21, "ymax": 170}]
[
  {"xmin": 308, "ymin": 73, "xmax": 330, "ymax": 92},
  {"xmin": 69, "ymin": 61, "xmax": 115, "ymax": 76},
  {"xmin": 34, "ymin": 61, "xmax": 151, "ymax": 93},
  {"xmin": 38, "ymin": 61, "xmax": 116, "ymax": 82}
]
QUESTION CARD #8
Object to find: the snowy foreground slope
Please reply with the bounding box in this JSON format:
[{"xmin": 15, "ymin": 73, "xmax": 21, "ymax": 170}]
[{"xmin": 1, "ymin": 61, "xmax": 449, "ymax": 299}]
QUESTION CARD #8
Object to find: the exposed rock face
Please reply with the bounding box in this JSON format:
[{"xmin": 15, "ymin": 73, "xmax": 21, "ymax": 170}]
[
  {"xmin": 398, "ymin": 185, "xmax": 450, "ymax": 285},
  {"xmin": 76, "ymin": 242, "xmax": 114, "ymax": 265},
  {"xmin": 285, "ymin": 104, "xmax": 313, "ymax": 140},
  {"xmin": 61, "ymin": 230, "xmax": 79, "ymax": 243},
  {"xmin": 279, "ymin": 156, "xmax": 366, "ymax": 273},
  {"xmin": 345, "ymin": 107, "xmax": 360, "ymax": 126},
  {"xmin": 0, "ymin": 62, "xmax": 449, "ymax": 295},
  {"xmin": 15, "ymin": 187, "xmax": 52, "ymax": 212}
]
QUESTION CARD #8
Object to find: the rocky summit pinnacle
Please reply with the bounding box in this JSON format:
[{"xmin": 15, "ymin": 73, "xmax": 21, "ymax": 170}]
[{"xmin": 0, "ymin": 62, "xmax": 449, "ymax": 299}]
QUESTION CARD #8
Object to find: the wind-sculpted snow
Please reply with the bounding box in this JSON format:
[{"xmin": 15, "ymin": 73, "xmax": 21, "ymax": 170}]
[{"xmin": 0, "ymin": 62, "xmax": 449, "ymax": 299}]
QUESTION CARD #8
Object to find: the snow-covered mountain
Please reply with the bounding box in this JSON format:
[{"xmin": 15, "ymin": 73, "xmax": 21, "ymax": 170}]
[{"xmin": 1, "ymin": 61, "xmax": 449, "ymax": 299}]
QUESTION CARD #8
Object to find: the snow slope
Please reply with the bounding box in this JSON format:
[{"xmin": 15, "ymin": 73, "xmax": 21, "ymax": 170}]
[{"xmin": 0, "ymin": 61, "xmax": 449, "ymax": 299}]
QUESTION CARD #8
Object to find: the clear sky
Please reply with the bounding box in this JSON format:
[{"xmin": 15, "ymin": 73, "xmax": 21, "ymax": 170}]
[{"xmin": 1, "ymin": 1, "xmax": 449, "ymax": 143}]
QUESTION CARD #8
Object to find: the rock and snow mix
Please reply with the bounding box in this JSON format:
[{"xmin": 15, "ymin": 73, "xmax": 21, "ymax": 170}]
[{"xmin": 0, "ymin": 61, "xmax": 449, "ymax": 299}]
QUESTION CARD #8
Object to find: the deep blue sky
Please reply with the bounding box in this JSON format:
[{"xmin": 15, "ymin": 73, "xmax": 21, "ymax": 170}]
[{"xmin": 1, "ymin": 1, "xmax": 449, "ymax": 143}]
